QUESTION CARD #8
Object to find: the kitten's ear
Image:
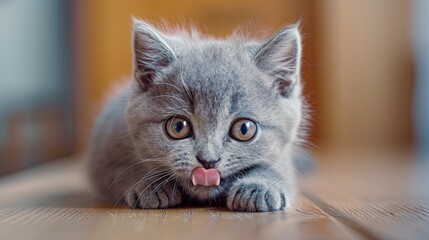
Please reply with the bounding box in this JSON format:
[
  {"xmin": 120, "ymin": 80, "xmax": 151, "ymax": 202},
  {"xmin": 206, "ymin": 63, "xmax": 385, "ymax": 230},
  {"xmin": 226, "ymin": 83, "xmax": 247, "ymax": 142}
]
[
  {"xmin": 132, "ymin": 20, "xmax": 176, "ymax": 91},
  {"xmin": 254, "ymin": 25, "xmax": 302, "ymax": 97}
]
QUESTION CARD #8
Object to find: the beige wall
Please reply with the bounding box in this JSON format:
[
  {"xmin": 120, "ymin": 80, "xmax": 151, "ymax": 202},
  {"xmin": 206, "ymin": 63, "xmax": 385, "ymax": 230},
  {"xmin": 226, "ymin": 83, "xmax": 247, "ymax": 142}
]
[{"xmin": 317, "ymin": 0, "xmax": 413, "ymax": 153}]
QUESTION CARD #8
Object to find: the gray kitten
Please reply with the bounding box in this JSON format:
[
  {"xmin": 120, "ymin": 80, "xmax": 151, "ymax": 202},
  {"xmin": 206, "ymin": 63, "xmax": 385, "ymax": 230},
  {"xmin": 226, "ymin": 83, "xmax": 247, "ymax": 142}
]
[{"xmin": 88, "ymin": 19, "xmax": 306, "ymax": 212}]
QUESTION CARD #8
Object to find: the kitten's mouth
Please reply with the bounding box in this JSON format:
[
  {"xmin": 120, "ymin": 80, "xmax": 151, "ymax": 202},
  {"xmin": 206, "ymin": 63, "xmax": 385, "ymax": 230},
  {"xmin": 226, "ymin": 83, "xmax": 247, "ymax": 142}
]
[{"xmin": 191, "ymin": 167, "xmax": 220, "ymax": 187}]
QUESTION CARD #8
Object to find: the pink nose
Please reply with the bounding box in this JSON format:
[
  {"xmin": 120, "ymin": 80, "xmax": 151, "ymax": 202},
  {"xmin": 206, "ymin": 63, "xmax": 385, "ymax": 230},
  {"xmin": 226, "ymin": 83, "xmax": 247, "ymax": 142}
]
[{"xmin": 191, "ymin": 167, "xmax": 220, "ymax": 186}]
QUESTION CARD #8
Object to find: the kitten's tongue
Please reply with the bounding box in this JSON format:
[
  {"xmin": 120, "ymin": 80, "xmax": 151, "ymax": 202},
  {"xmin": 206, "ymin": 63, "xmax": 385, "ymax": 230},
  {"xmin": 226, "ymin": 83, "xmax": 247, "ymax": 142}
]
[{"xmin": 191, "ymin": 167, "xmax": 220, "ymax": 187}]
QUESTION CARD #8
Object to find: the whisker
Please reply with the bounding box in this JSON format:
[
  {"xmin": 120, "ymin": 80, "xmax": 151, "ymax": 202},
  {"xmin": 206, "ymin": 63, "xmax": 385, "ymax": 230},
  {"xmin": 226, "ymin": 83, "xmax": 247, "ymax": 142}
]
[
  {"xmin": 110, "ymin": 171, "xmax": 170, "ymax": 210},
  {"xmin": 172, "ymin": 178, "xmax": 179, "ymax": 206},
  {"xmin": 112, "ymin": 164, "xmax": 171, "ymax": 184},
  {"xmin": 146, "ymin": 94, "xmax": 186, "ymax": 103},
  {"xmin": 130, "ymin": 171, "xmax": 174, "ymax": 211},
  {"xmin": 135, "ymin": 172, "xmax": 175, "ymax": 209},
  {"xmin": 144, "ymin": 174, "xmax": 177, "ymax": 208},
  {"xmin": 107, "ymin": 158, "xmax": 169, "ymax": 191},
  {"xmin": 109, "ymin": 166, "xmax": 172, "ymax": 210},
  {"xmin": 146, "ymin": 82, "xmax": 186, "ymax": 95}
]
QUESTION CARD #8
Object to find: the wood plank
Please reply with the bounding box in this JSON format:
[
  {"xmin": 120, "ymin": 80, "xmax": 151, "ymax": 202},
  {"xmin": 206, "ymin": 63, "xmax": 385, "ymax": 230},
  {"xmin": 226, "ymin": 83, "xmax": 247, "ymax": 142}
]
[
  {"xmin": 0, "ymin": 158, "xmax": 356, "ymax": 240},
  {"xmin": 3, "ymin": 152, "xmax": 427, "ymax": 239},
  {"xmin": 0, "ymin": 206, "xmax": 356, "ymax": 240},
  {"xmin": 301, "ymin": 152, "xmax": 429, "ymax": 240},
  {"xmin": 304, "ymin": 192, "xmax": 429, "ymax": 240}
]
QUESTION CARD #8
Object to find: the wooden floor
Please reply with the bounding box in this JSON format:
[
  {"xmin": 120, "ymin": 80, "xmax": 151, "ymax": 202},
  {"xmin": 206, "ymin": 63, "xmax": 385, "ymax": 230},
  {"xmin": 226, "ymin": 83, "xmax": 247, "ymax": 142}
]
[{"xmin": 1, "ymin": 152, "xmax": 428, "ymax": 240}]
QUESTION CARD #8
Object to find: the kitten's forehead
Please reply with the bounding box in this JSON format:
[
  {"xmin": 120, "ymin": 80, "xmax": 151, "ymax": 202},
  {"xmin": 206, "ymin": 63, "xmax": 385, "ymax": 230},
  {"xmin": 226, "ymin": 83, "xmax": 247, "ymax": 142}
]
[
  {"xmin": 176, "ymin": 42, "xmax": 252, "ymax": 79},
  {"xmin": 169, "ymin": 41, "xmax": 278, "ymax": 117},
  {"xmin": 173, "ymin": 42, "xmax": 263, "ymax": 114}
]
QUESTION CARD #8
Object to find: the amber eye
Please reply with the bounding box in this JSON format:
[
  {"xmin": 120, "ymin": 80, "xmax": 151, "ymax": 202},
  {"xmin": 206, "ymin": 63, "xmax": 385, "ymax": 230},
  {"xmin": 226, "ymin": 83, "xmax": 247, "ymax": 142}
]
[
  {"xmin": 165, "ymin": 116, "xmax": 192, "ymax": 140},
  {"xmin": 229, "ymin": 118, "xmax": 258, "ymax": 142}
]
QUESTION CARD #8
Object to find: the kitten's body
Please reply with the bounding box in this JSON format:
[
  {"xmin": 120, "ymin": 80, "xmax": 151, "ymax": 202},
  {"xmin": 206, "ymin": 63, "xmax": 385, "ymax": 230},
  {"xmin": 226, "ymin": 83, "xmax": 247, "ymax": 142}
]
[{"xmin": 88, "ymin": 20, "xmax": 306, "ymax": 212}]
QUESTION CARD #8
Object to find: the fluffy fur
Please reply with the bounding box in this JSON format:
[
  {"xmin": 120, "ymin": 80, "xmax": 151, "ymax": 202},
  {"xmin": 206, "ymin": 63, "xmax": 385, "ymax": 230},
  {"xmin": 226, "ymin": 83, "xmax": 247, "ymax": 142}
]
[{"xmin": 87, "ymin": 19, "xmax": 306, "ymax": 212}]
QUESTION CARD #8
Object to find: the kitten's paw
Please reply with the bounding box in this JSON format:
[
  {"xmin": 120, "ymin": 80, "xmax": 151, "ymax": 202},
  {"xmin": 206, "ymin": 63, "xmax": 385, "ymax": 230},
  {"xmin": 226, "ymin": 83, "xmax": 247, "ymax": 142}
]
[
  {"xmin": 227, "ymin": 182, "xmax": 287, "ymax": 212},
  {"xmin": 125, "ymin": 181, "xmax": 182, "ymax": 209}
]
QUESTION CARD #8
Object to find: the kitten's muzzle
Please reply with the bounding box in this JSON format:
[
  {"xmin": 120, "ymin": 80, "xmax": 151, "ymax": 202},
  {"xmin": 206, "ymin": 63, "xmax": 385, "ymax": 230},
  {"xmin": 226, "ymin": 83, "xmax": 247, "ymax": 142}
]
[{"xmin": 196, "ymin": 156, "xmax": 220, "ymax": 169}]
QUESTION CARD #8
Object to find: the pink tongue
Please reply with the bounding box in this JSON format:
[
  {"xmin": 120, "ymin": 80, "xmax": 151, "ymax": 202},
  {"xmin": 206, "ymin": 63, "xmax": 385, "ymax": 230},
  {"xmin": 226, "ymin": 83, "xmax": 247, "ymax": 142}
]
[{"xmin": 192, "ymin": 167, "xmax": 220, "ymax": 186}]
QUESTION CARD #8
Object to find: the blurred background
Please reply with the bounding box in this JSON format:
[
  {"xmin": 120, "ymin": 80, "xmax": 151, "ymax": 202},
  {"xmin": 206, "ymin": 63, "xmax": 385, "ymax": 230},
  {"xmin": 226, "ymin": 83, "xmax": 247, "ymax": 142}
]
[{"xmin": 0, "ymin": 0, "xmax": 427, "ymax": 176}]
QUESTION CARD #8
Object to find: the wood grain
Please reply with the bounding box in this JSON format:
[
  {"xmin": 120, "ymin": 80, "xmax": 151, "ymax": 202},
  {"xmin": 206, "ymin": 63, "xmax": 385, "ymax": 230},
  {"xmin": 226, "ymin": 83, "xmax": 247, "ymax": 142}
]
[
  {"xmin": 0, "ymin": 206, "xmax": 355, "ymax": 240},
  {"xmin": 1, "ymin": 154, "xmax": 428, "ymax": 240}
]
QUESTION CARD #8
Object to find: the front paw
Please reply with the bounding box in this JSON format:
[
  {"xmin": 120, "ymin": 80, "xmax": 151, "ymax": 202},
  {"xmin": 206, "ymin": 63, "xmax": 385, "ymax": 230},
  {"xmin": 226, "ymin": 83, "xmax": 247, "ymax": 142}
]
[
  {"xmin": 125, "ymin": 181, "xmax": 182, "ymax": 209},
  {"xmin": 227, "ymin": 181, "xmax": 287, "ymax": 212}
]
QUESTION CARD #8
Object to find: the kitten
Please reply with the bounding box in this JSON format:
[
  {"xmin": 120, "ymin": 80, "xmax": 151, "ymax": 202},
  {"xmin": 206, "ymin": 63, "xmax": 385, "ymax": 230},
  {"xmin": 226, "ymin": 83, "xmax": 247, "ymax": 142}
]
[{"xmin": 87, "ymin": 19, "xmax": 306, "ymax": 212}]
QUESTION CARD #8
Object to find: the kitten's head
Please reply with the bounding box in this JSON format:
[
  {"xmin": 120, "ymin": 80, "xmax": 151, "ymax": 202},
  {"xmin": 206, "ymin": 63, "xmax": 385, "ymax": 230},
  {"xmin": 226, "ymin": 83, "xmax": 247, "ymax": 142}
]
[{"xmin": 126, "ymin": 20, "xmax": 304, "ymax": 201}]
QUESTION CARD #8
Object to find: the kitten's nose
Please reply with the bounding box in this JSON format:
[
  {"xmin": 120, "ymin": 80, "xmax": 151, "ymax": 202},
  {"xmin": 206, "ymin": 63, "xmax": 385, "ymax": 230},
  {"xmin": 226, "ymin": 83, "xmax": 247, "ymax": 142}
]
[{"xmin": 196, "ymin": 156, "xmax": 220, "ymax": 169}]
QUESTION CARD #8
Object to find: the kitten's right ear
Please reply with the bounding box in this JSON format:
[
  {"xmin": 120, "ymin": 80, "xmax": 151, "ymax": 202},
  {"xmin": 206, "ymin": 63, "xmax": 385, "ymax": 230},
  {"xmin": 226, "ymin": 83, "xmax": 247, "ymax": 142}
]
[
  {"xmin": 254, "ymin": 25, "xmax": 302, "ymax": 97},
  {"xmin": 132, "ymin": 20, "xmax": 176, "ymax": 91}
]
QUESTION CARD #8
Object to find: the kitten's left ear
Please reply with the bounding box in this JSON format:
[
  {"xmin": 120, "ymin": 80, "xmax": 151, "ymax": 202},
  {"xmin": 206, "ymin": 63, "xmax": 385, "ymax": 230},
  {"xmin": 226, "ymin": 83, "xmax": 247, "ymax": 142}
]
[
  {"xmin": 254, "ymin": 25, "xmax": 302, "ymax": 97},
  {"xmin": 132, "ymin": 20, "xmax": 176, "ymax": 91}
]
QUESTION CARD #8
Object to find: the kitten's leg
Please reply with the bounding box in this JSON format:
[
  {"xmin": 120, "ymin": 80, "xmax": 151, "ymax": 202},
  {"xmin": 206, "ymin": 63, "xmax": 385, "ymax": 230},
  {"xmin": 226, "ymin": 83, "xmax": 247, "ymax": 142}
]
[
  {"xmin": 226, "ymin": 166, "xmax": 295, "ymax": 212},
  {"xmin": 89, "ymin": 151, "xmax": 184, "ymax": 209},
  {"xmin": 89, "ymin": 140, "xmax": 184, "ymax": 209}
]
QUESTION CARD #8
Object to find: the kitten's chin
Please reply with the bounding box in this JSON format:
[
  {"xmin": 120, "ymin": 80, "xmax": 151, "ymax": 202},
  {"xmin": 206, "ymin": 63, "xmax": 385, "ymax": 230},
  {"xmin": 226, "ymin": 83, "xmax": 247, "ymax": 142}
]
[{"xmin": 183, "ymin": 182, "xmax": 226, "ymax": 201}]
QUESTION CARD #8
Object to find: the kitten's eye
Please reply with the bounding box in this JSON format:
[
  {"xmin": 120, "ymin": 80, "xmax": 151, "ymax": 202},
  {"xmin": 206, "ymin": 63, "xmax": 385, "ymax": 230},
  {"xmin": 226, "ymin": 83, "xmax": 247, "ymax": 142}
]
[
  {"xmin": 165, "ymin": 116, "xmax": 192, "ymax": 140},
  {"xmin": 229, "ymin": 118, "xmax": 258, "ymax": 142}
]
